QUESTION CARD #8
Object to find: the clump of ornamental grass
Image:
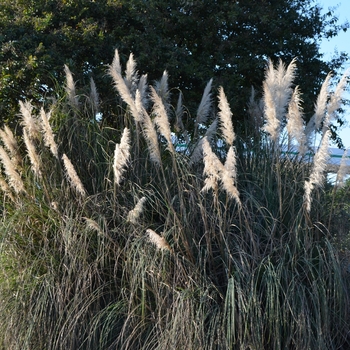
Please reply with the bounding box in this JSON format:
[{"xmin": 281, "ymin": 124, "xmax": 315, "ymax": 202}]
[{"xmin": 0, "ymin": 52, "xmax": 349, "ymax": 350}]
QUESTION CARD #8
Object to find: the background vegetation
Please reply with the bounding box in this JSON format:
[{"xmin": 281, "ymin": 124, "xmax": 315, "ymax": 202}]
[
  {"xmin": 0, "ymin": 0, "xmax": 349, "ymax": 143},
  {"xmin": 0, "ymin": 51, "xmax": 349, "ymax": 349}
]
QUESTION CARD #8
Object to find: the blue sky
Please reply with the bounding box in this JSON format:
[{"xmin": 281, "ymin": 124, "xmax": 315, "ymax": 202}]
[{"xmin": 319, "ymin": 0, "xmax": 350, "ymax": 148}]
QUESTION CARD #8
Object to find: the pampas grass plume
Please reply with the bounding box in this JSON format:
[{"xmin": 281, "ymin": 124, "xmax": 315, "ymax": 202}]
[
  {"xmin": 201, "ymin": 137, "xmax": 223, "ymax": 193},
  {"xmin": 304, "ymin": 130, "xmax": 330, "ymax": 212},
  {"xmin": 263, "ymin": 59, "xmax": 297, "ymax": 143},
  {"xmin": 113, "ymin": 127, "xmax": 131, "ymax": 185},
  {"xmin": 62, "ymin": 153, "xmax": 86, "ymax": 197},
  {"xmin": 127, "ymin": 197, "xmax": 147, "ymax": 224},
  {"xmin": 89, "ymin": 77, "xmax": 100, "ymax": 114},
  {"xmin": 218, "ymin": 87, "xmax": 235, "ymax": 146},
  {"xmin": 19, "ymin": 100, "xmax": 41, "ymax": 140},
  {"xmin": 109, "ymin": 52, "xmax": 139, "ymax": 123},
  {"xmin": 0, "ymin": 175, "xmax": 14, "ymax": 201},
  {"xmin": 146, "ymin": 229, "xmax": 172, "ymax": 252},
  {"xmin": 0, "ymin": 146, "xmax": 25, "ymax": 194},
  {"xmin": 137, "ymin": 74, "xmax": 149, "ymax": 109},
  {"xmin": 64, "ymin": 65, "xmax": 79, "ymax": 110},
  {"xmin": 111, "ymin": 48, "xmax": 122, "ymax": 75},
  {"xmin": 142, "ymin": 111, "xmax": 161, "ymax": 165},
  {"xmin": 124, "ymin": 53, "xmax": 138, "ymax": 92},
  {"xmin": 84, "ymin": 217, "xmax": 103, "ymax": 235},
  {"xmin": 150, "ymin": 86, "xmax": 175, "ymax": 154},
  {"xmin": 196, "ymin": 78, "xmax": 213, "ymax": 125},
  {"xmin": 23, "ymin": 129, "xmax": 42, "ymax": 178},
  {"xmin": 40, "ymin": 108, "xmax": 58, "ymax": 158},
  {"xmin": 336, "ymin": 149, "xmax": 349, "ymax": 188},
  {"xmin": 0, "ymin": 125, "xmax": 21, "ymax": 167},
  {"xmin": 286, "ymin": 86, "xmax": 307, "ymax": 154},
  {"xmin": 190, "ymin": 119, "xmax": 218, "ymax": 164},
  {"xmin": 154, "ymin": 70, "xmax": 170, "ymax": 110}
]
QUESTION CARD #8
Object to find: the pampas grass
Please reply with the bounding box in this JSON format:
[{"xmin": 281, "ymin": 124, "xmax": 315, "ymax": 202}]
[
  {"xmin": 196, "ymin": 78, "xmax": 213, "ymax": 127},
  {"xmin": 304, "ymin": 130, "xmax": 330, "ymax": 212},
  {"xmin": 62, "ymin": 153, "xmax": 86, "ymax": 197},
  {"xmin": 0, "ymin": 174, "xmax": 15, "ymax": 201},
  {"xmin": 108, "ymin": 50, "xmax": 139, "ymax": 123},
  {"xmin": 141, "ymin": 110, "xmax": 161, "ymax": 164},
  {"xmin": 335, "ymin": 149, "xmax": 349, "ymax": 188},
  {"xmin": 124, "ymin": 53, "xmax": 138, "ymax": 93},
  {"xmin": 201, "ymin": 136, "xmax": 223, "ymax": 193},
  {"xmin": 146, "ymin": 229, "xmax": 172, "ymax": 251},
  {"xmin": 0, "ymin": 146, "xmax": 25, "ymax": 193},
  {"xmin": 23, "ymin": 128, "xmax": 42, "ymax": 178},
  {"xmin": 0, "ymin": 54, "xmax": 349, "ymax": 350},
  {"xmin": 154, "ymin": 70, "xmax": 169, "ymax": 105},
  {"xmin": 40, "ymin": 108, "xmax": 58, "ymax": 158},
  {"xmin": 263, "ymin": 59, "xmax": 297, "ymax": 143},
  {"xmin": 202, "ymin": 137, "xmax": 240, "ymax": 204},
  {"xmin": 137, "ymin": 74, "xmax": 149, "ymax": 109},
  {"xmin": 150, "ymin": 86, "xmax": 175, "ymax": 154},
  {"xmin": 89, "ymin": 77, "xmax": 100, "ymax": 115},
  {"xmin": 64, "ymin": 64, "xmax": 79, "ymax": 110},
  {"xmin": 190, "ymin": 118, "xmax": 218, "ymax": 164},
  {"xmin": 218, "ymin": 87, "xmax": 235, "ymax": 146},
  {"xmin": 113, "ymin": 127, "xmax": 131, "ymax": 185},
  {"xmin": 127, "ymin": 196, "xmax": 147, "ymax": 224},
  {"xmin": 19, "ymin": 100, "xmax": 41, "ymax": 140},
  {"xmin": 286, "ymin": 86, "xmax": 307, "ymax": 154},
  {"xmin": 313, "ymin": 73, "xmax": 331, "ymax": 131},
  {"xmin": 0, "ymin": 125, "xmax": 21, "ymax": 168}
]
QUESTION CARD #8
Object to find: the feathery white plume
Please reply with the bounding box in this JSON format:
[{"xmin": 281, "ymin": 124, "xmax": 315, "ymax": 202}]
[
  {"xmin": 142, "ymin": 111, "xmax": 161, "ymax": 165},
  {"xmin": 201, "ymin": 138, "xmax": 240, "ymax": 204},
  {"xmin": 0, "ymin": 175, "xmax": 13, "ymax": 199},
  {"xmin": 190, "ymin": 119, "xmax": 217, "ymax": 164},
  {"xmin": 286, "ymin": 86, "xmax": 307, "ymax": 154},
  {"xmin": 335, "ymin": 149, "xmax": 349, "ymax": 188},
  {"xmin": 0, "ymin": 146, "xmax": 25, "ymax": 194},
  {"xmin": 0, "ymin": 125, "xmax": 21, "ymax": 168},
  {"xmin": 154, "ymin": 70, "xmax": 170, "ymax": 109},
  {"xmin": 89, "ymin": 77, "xmax": 100, "ymax": 114},
  {"xmin": 84, "ymin": 217, "xmax": 103, "ymax": 235},
  {"xmin": 111, "ymin": 49, "xmax": 121, "ymax": 75},
  {"xmin": 108, "ymin": 54, "xmax": 139, "ymax": 123},
  {"xmin": 196, "ymin": 78, "xmax": 213, "ymax": 125},
  {"xmin": 124, "ymin": 53, "xmax": 138, "ymax": 93},
  {"xmin": 62, "ymin": 153, "xmax": 86, "ymax": 197},
  {"xmin": 137, "ymin": 74, "xmax": 149, "ymax": 109},
  {"xmin": 64, "ymin": 65, "xmax": 79, "ymax": 109},
  {"xmin": 127, "ymin": 197, "xmax": 147, "ymax": 224},
  {"xmin": 201, "ymin": 137, "xmax": 223, "ymax": 193},
  {"xmin": 19, "ymin": 100, "xmax": 41, "ymax": 140},
  {"xmin": 40, "ymin": 108, "xmax": 58, "ymax": 158},
  {"xmin": 314, "ymin": 73, "xmax": 332, "ymax": 130},
  {"xmin": 323, "ymin": 69, "xmax": 350, "ymax": 134},
  {"xmin": 263, "ymin": 58, "xmax": 297, "ymax": 142},
  {"xmin": 146, "ymin": 229, "xmax": 172, "ymax": 251},
  {"xmin": 304, "ymin": 130, "xmax": 330, "ymax": 212},
  {"xmin": 113, "ymin": 127, "xmax": 131, "ymax": 185},
  {"xmin": 150, "ymin": 86, "xmax": 175, "ymax": 154},
  {"xmin": 218, "ymin": 87, "xmax": 235, "ymax": 146},
  {"xmin": 23, "ymin": 129, "xmax": 42, "ymax": 178}
]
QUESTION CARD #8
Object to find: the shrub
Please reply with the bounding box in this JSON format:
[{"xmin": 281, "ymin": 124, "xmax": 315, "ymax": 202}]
[{"xmin": 0, "ymin": 52, "xmax": 349, "ymax": 349}]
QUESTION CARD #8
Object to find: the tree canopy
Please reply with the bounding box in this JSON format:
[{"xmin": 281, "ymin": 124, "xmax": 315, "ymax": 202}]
[{"xmin": 0, "ymin": 0, "xmax": 348, "ymax": 136}]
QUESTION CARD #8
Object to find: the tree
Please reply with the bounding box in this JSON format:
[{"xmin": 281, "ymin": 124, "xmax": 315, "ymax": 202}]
[{"xmin": 0, "ymin": 0, "xmax": 348, "ymax": 138}]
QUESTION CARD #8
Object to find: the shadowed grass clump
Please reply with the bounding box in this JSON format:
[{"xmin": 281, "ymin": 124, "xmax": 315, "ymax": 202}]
[{"xmin": 0, "ymin": 52, "xmax": 349, "ymax": 349}]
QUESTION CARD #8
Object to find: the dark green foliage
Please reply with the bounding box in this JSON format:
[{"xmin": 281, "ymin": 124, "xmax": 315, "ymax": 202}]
[{"xmin": 0, "ymin": 0, "xmax": 348, "ymax": 138}]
